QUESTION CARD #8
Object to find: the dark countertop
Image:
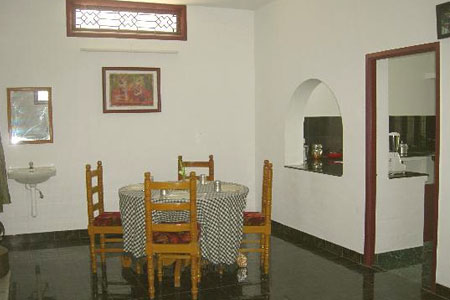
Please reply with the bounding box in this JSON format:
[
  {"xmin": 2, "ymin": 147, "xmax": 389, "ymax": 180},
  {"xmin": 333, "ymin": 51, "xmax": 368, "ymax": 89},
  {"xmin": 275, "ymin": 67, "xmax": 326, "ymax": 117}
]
[
  {"xmin": 400, "ymin": 151, "xmax": 434, "ymax": 158},
  {"xmin": 388, "ymin": 171, "xmax": 428, "ymax": 179},
  {"xmin": 285, "ymin": 159, "xmax": 343, "ymax": 177}
]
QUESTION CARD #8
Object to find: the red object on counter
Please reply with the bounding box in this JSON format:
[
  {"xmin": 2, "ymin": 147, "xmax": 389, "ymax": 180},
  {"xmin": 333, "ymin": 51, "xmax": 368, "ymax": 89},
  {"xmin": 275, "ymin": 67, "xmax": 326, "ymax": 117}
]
[{"xmin": 327, "ymin": 152, "xmax": 343, "ymax": 159}]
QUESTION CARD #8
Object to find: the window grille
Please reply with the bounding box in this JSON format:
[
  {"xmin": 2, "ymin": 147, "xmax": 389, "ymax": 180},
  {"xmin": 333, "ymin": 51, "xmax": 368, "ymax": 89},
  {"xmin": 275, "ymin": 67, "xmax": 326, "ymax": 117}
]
[{"xmin": 66, "ymin": 0, "xmax": 187, "ymax": 40}]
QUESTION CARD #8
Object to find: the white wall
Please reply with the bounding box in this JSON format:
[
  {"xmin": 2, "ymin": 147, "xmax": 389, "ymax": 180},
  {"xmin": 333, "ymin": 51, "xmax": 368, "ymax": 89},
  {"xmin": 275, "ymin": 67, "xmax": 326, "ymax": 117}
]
[
  {"xmin": 254, "ymin": 0, "xmax": 450, "ymax": 288},
  {"xmin": 0, "ymin": 1, "xmax": 256, "ymax": 234},
  {"xmin": 375, "ymin": 176, "xmax": 426, "ymax": 253},
  {"xmin": 438, "ymin": 39, "xmax": 450, "ymax": 288},
  {"xmin": 388, "ymin": 52, "xmax": 436, "ymax": 116},
  {"xmin": 304, "ymin": 82, "xmax": 341, "ymax": 117}
]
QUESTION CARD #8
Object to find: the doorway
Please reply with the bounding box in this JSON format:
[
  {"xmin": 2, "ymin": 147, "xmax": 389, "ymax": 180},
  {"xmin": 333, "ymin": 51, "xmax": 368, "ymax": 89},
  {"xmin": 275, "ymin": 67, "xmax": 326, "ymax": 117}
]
[{"xmin": 364, "ymin": 42, "xmax": 440, "ymax": 289}]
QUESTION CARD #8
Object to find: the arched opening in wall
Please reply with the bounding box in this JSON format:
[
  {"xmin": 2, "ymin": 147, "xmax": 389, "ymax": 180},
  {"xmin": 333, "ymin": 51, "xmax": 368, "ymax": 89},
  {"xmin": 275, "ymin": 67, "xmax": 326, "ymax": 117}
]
[{"xmin": 285, "ymin": 79, "xmax": 343, "ymax": 176}]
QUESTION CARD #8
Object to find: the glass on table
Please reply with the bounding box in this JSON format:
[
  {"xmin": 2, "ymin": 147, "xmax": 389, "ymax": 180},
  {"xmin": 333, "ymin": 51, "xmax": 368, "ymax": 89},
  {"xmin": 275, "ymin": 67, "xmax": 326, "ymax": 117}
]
[
  {"xmin": 214, "ymin": 180, "xmax": 221, "ymax": 192},
  {"xmin": 200, "ymin": 174, "xmax": 207, "ymax": 185}
]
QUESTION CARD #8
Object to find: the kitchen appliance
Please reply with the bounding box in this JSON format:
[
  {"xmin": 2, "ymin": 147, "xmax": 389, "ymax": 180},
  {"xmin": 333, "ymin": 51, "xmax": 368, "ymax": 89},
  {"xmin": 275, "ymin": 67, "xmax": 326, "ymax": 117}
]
[
  {"xmin": 389, "ymin": 152, "xmax": 406, "ymax": 173},
  {"xmin": 388, "ymin": 132, "xmax": 406, "ymax": 173},
  {"xmin": 389, "ymin": 132, "xmax": 400, "ymax": 152}
]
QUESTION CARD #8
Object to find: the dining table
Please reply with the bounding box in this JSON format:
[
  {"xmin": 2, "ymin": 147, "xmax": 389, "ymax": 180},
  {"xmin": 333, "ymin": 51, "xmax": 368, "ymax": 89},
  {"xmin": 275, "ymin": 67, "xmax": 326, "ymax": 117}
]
[{"xmin": 118, "ymin": 180, "xmax": 249, "ymax": 265}]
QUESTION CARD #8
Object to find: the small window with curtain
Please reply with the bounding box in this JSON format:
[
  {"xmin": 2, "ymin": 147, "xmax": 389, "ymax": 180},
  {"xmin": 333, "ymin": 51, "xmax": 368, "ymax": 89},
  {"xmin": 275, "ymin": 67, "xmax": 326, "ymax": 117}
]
[{"xmin": 66, "ymin": 0, "xmax": 187, "ymax": 40}]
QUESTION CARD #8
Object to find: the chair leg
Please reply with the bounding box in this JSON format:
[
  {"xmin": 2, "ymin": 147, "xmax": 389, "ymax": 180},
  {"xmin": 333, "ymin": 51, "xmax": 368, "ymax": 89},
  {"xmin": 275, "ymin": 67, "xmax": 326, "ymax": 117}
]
[
  {"xmin": 100, "ymin": 234, "xmax": 106, "ymax": 264},
  {"xmin": 157, "ymin": 255, "xmax": 163, "ymax": 284},
  {"xmin": 174, "ymin": 259, "xmax": 182, "ymax": 288},
  {"xmin": 91, "ymin": 272, "xmax": 98, "ymax": 298},
  {"xmin": 89, "ymin": 233, "xmax": 97, "ymax": 273},
  {"xmin": 100, "ymin": 264, "xmax": 108, "ymax": 292},
  {"xmin": 136, "ymin": 260, "xmax": 142, "ymax": 275},
  {"xmin": 191, "ymin": 256, "xmax": 198, "ymax": 300},
  {"xmin": 147, "ymin": 255, "xmax": 155, "ymax": 299},
  {"xmin": 197, "ymin": 257, "xmax": 201, "ymax": 284},
  {"xmin": 260, "ymin": 234, "xmax": 265, "ymax": 267},
  {"xmin": 263, "ymin": 234, "xmax": 270, "ymax": 274}
]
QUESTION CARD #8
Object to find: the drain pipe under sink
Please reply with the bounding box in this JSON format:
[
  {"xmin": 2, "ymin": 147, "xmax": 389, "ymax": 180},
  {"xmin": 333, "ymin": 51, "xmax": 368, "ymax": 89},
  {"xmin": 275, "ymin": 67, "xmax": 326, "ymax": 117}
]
[{"xmin": 24, "ymin": 184, "xmax": 44, "ymax": 218}]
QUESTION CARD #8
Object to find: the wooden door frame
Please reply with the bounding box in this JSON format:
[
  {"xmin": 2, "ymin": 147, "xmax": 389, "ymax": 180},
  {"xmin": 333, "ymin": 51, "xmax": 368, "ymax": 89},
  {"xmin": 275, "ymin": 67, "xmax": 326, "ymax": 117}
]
[{"xmin": 364, "ymin": 42, "xmax": 440, "ymax": 289}]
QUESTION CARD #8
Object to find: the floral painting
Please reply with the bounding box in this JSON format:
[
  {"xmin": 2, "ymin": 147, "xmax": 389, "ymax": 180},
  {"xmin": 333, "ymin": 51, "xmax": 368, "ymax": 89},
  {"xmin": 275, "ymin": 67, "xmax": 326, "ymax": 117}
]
[
  {"xmin": 103, "ymin": 67, "xmax": 161, "ymax": 113},
  {"xmin": 437, "ymin": 2, "xmax": 450, "ymax": 39}
]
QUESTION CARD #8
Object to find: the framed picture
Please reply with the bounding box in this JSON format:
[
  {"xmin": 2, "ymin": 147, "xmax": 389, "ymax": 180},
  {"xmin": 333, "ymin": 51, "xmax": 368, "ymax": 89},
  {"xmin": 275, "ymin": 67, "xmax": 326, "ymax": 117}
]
[
  {"xmin": 102, "ymin": 67, "xmax": 161, "ymax": 113},
  {"xmin": 437, "ymin": 2, "xmax": 450, "ymax": 39}
]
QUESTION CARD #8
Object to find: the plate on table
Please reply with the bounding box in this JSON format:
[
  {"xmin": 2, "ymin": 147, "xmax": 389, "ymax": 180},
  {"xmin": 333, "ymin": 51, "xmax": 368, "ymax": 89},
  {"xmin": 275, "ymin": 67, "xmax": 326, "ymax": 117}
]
[
  {"xmin": 125, "ymin": 183, "xmax": 144, "ymax": 191},
  {"xmin": 161, "ymin": 190, "xmax": 190, "ymax": 200},
  {"xmin": 220, "ymin": 183, "xmax": 242, "ymax": 192}
]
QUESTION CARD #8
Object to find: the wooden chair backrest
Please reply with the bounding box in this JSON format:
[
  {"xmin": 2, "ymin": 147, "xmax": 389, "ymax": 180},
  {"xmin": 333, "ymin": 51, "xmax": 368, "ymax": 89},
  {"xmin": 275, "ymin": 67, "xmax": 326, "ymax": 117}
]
[
  {"xmin": 261, "ymin": 160, "xmax": 273, "ymax": 224},
  {"xmin": 85, "ymin": 161, "xmax": 105, "ymax": 225},
  {"xmin": 178, "ymin": 155, "xmax": 214, "ymax": 181},
  {"xmin": 145, "ymin": 171, "xmax": 198, "ymax": 244}
]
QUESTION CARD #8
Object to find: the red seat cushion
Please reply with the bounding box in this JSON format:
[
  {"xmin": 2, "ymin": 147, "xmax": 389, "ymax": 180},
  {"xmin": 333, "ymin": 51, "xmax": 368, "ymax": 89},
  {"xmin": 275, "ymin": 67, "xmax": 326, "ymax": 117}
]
[
  {"xmin": 152, "ymin": 223, "xmax": 200, "ymax": 244},
  {"xmin": 93, "ymin": 211, "xmax": 122, "ymax": 226},
  {"xmin": 243, "ymin": 211, "xmax": 265, "ymax": 226}
]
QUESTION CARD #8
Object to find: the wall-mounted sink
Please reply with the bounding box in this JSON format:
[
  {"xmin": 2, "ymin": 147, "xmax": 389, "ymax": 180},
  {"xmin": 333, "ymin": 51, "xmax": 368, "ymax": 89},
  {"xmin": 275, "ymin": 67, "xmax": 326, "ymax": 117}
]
[
  {"xmin": 8, "ymin": 165, "xmax": 56, "ymax": 185},
  {"xmin": 7, "ymin": 162, "xmax": 56, "ymax": 218}
]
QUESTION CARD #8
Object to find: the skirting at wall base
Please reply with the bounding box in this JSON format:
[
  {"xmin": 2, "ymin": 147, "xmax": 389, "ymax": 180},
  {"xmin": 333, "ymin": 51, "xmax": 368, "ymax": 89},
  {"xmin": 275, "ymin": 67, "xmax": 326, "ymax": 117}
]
[
  {"xmin": 374, "ymin": 246, "xmax": 424, "ymax": 270},
  {"xmin": 2, "ymin": 229, "xmax": 89, "ymax": 250},
  {"xmin": 374, "ymin": 244, "xmax": 433, "ymax": 290},
  {"xmin": 271, "ymin": 221, "xmax": 363, "ymax": 264},
  {"xmin": 436, "ymin": 284, "xmax": 450, "ymax": 299},
  {"xmin": 5, "ymin": 224, "xmax": 366, "ymax": 264}
]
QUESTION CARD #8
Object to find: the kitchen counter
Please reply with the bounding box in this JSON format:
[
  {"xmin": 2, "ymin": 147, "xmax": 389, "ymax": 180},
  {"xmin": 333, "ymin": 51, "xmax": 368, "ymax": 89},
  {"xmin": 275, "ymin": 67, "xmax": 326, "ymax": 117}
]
[
  {"xmin": 388, "ymin": 171, "xmax": 428, "ymax": 179},
  {"xmin": 285, "ymin": 159, "xmax": 343, "ymax": 177},
  {"xmin": 400, "ymin": 154, "xmax": 434, "ymax": 184},
  {"xmin": 400, "ymin": 151, "xmax": 434, "ymax": 158}
]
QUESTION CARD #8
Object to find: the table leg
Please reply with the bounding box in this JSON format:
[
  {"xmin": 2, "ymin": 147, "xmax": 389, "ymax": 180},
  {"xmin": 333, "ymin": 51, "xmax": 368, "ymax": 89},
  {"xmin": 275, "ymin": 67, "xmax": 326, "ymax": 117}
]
[
  {"xmin": 121, "ymin": 255, "xmax": 132, "ymax": 268},
  {"xmin": 136, "ymin": 261, "xmax": 142, "ymax": 275}
]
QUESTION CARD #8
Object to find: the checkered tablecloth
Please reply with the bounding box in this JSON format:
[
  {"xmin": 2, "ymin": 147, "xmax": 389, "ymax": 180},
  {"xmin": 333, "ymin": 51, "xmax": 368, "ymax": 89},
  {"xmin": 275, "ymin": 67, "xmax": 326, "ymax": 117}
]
[{"xmin": 119, "ymin": 181, "xmax": 249, "ymax": 265}]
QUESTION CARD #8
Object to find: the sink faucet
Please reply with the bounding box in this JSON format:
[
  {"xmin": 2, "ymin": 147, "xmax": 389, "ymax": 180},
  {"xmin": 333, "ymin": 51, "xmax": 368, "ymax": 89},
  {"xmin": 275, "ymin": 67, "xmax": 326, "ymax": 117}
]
[{"xmin": 29, "ymin": 162, "xmax": 34, "ymax": 169}]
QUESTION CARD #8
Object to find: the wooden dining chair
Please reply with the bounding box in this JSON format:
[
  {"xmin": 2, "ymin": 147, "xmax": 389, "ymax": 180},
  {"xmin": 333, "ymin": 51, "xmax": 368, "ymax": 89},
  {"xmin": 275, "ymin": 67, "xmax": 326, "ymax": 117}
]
[
  {"xmin": 85, "ymin": 161, "xmax": 123, "ymax": 274},
  {"xmin": 144, "ymin": 171, "xmax": 200, "ymax": 300},
  {"xmin": 239, "ymin": 160, "xmax": 273, "ymax": 274},
  {"xmin": 178, "ymin": 155, "xmax": 214, "ymax": 181}
]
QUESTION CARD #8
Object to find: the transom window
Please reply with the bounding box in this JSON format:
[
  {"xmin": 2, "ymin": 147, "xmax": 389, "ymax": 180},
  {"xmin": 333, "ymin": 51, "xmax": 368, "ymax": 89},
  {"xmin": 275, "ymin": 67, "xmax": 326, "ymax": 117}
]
[{"xmin": 66, "ymin": 0, "xmax": 187, "ymax": 40}]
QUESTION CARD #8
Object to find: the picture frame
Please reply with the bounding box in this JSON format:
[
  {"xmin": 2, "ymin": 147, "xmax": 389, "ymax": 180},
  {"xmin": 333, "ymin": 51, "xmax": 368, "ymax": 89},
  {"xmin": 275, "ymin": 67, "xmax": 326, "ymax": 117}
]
[
  {"xmin": 436, "ymin": 2, "xmax": 450, "ymax": 39},
  {"xmin": 102, "ymin": 67, "xmax": 161, "ymax": 113}
]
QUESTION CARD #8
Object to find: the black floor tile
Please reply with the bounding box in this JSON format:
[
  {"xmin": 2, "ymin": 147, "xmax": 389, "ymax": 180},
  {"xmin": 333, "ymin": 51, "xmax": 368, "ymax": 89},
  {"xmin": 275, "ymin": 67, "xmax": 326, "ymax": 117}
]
[{"xmin": 6, "ymin": 236, "xmax": 448, "ymax": 300}]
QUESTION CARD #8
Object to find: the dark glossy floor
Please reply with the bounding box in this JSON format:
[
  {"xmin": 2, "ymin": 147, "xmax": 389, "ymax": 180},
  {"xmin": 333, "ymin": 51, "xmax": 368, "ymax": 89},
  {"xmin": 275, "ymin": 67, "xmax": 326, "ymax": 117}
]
[{"xmin": 7, "ymin": 236, "xmax": 448, "ymax": 300}]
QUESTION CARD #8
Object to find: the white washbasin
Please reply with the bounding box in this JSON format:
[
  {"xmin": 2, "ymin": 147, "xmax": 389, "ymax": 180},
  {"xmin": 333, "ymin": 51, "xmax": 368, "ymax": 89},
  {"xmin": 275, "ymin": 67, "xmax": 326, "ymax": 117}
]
[{"xmin": 8, "ymin": 166, "xmax": 56, "ymax": 185}]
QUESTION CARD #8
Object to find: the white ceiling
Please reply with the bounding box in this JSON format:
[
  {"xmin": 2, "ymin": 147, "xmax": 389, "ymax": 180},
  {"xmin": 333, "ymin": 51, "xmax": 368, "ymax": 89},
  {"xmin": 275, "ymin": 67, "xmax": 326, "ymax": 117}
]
[{"xmin": 120, "ymin": 0, "xmax": 275, "ymax": 10}]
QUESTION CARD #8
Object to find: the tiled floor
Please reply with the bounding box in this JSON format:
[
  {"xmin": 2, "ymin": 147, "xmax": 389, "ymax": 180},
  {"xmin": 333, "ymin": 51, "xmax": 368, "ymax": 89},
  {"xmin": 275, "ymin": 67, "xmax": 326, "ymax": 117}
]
[
  {"xmin": 0, "ymin": 271, "xmax": 10, "ymax": 300},
  {"xmin": 7, "ymin": 236, "xmax": 448, "ymax": 300}
]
